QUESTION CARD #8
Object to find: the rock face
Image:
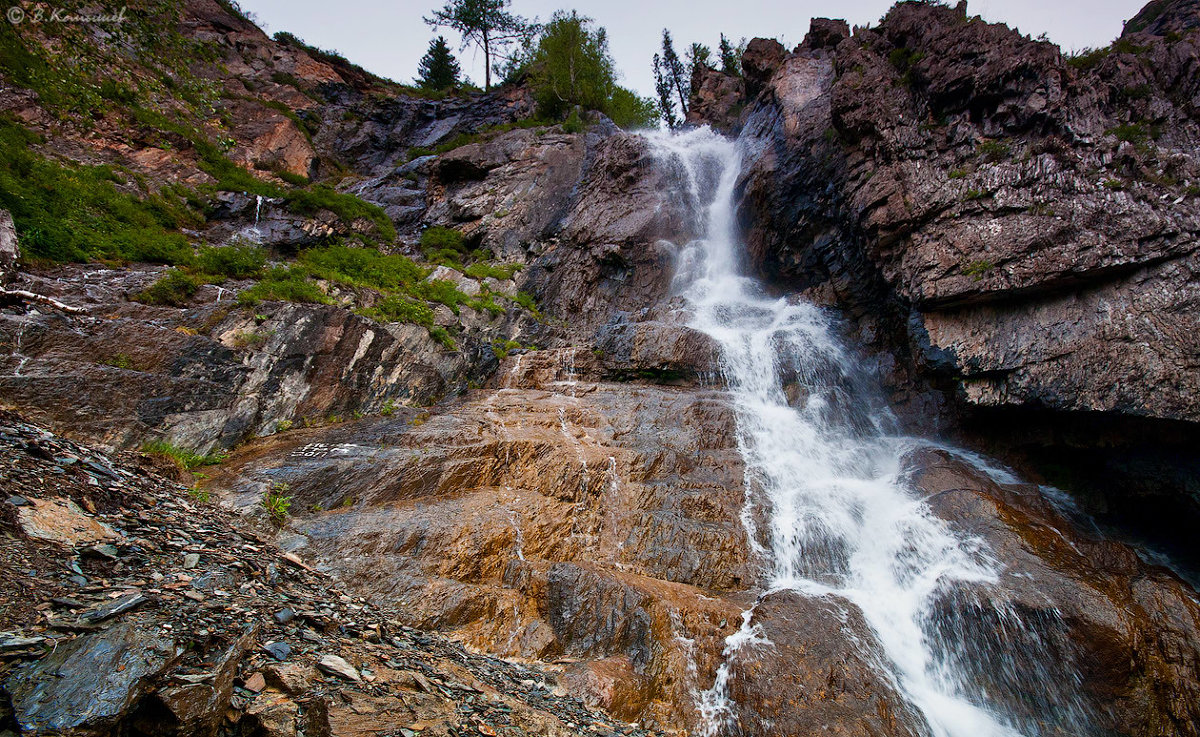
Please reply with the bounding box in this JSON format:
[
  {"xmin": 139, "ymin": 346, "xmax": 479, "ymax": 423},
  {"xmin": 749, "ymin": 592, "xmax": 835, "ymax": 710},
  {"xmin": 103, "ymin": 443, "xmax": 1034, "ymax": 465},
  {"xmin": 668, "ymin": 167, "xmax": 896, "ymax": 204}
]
[
  {"xmin": 1, "ymin": 1, "xmax": 1199, "ymax": 736},
  {"xmin": 688, "ymin": 0, "xmax": 1200, "ymax": 531},
  {"xmin": 207, "ymin": 346, "xmax": 1200, "ymax": 736},
  {"xmin": 0, "ymin": 266, "xmax": 499, "ymax": 451},
  {"xmin": 0, "ymin": 412, "xmax": 665, "ymax": 737}
]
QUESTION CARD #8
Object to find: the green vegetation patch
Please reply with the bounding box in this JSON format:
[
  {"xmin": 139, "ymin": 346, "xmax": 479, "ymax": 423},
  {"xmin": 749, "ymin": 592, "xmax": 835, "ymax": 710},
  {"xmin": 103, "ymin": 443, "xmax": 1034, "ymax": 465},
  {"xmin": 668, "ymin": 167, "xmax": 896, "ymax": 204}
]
[
  {"xmin": 135, "ymin": 269, "xmax": 202, "ymax": 307},
  {"xmin": 0, "ymin": 117, "xmax": 199, "ymax": 264},
  {"xmin": 143, "ymin": 440, "xmax": 228, "ymax": 470}
]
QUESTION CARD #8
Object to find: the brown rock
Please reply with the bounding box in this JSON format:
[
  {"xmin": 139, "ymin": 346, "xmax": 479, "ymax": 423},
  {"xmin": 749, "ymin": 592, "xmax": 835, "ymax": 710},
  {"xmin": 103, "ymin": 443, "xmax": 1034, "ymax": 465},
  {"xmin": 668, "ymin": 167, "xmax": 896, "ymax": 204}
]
[
  {"xmin": 16, "ymin": 496, "xmax": 118, "ymax": 546},
  {"xmin": 741, "ymin": 38, "xmax": 788, "ymax": 96},
  {"xmin": 264, "ymin": 663, "xmax": 316, "ymax": 695},
  {"xmin": 246, "ymin": 693, "xmax": 299, "ymax": 737},
  {"xmin": 244, "ymin": 671, "xmax": 267, "ymax": 693}
]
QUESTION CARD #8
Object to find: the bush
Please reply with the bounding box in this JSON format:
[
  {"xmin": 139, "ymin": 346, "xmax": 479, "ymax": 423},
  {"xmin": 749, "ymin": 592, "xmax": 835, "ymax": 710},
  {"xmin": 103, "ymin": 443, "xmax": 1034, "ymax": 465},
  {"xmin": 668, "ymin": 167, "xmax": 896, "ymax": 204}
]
[
  {"xmin": 606, "ymin": 86, "xmax": 659, "ymax": 129},
  {"xmin": 1109, "ymin": 122, "xmax": 1153, "ymax": 144},
  {"xmin": 428, "ymin": 326, "xmax": 456, "ymax": 350},
  {"xmin": 414, "ymin": 279, "xmax": 471, "ymax": 315},
  {"xmin": 0, "ymin": 117, "xmax": 199, "ymax": 265},
  {"xmin": 360, "ymin": 295, "xmax": 435, "ymax": 327},
  {"xmin": 977, "ymin": 139, "xmax": 1010, "ymax": 163},
  {"xmin": 301, "ymin": 244, "xmax": 424, "ymax": 291},
  {"xmin": 197, "ymin": 241, "xmax": 266, "ymax": 278},
  {"xmin": 263, "ymin": 481, "xmax": 292, "ymax": 525},
  {"xmin": 463, "ymin": 261, "xmax": 521, "ymax": 280},
  {"xmin": 135, "ymin": 269, "xmax": 201, "ymax": 306},
  {"xmin": 419, "ymin": 226, "xmax": 466, "ymax": 258},
  {"xmin": 237, "ymin": 266, "xmax": 330, "ymax": 306},
  {"xmin": 562, "ymin": 108, "xmax": 586, "ymax": 134},
  {"xmin": 282, "ymin": 185, "xmax": 397, "ymax": 242}
]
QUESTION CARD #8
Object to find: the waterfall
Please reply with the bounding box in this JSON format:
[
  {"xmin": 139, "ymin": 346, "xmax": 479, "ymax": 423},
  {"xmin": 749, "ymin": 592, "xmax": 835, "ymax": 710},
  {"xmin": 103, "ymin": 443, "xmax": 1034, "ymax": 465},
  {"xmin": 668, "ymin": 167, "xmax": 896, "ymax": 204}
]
[{"xmin": 644, "ymin": 127, "xmax": 1093, "ymax": 737}]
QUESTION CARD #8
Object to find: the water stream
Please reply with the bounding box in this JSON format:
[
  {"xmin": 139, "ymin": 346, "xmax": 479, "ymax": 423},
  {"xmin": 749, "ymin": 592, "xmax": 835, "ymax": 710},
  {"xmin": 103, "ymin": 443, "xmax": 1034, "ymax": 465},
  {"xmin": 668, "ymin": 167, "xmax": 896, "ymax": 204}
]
[{"xmin": 645, "ymin": 127, "xmax": 1093, "ymax": 737}]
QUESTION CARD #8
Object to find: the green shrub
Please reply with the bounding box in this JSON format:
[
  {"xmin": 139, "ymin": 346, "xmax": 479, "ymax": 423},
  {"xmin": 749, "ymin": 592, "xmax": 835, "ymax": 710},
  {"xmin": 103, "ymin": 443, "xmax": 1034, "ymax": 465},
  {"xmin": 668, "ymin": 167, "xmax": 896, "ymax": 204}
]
[
  {"xmin": 419, "ymin": 226, "xmax": 466, "ymax": 256},
  {"xmin": 463, "ymin": 261, "xmax": 521, "ymax": 280},
  {"xmin": 562, "ymin": 108, "xmax": 586, "ymax": 134},
  {"xmin": 0, "ymin": 117, "xmax": 199, "ymax": 264},
  {"xmin": 282, "ymin": 185, "xmax": 396, "ymax": 242},
  {"xmin": 101, "ymin": 353, "xmax": 137, "ymax": 370},
  {"xmin": 263, "ymin": 481, "xmax": 292, "ymax": 525},
  {"xmin": 301, "ymin": 244, "xmax": 425, "ymax": 291},
  {"xmin": 428, "ymin": 326, "xmax": 456, "ymax": 350},
  {"xmin": 135, "ymin": 269, "xmax": 201, "ymax": 306},
  {"xmin": 99, "ymin": 79, "xmax": 138, "ymax": 104},
  {"xmin": 963, "ymin": 259, "xmax": 995, "ymax": 280},
  {"xmin": 276, "ymin": 170, "xmax": 310, "ymax": 186},
  {"xmin": 414, "ymin": 279, "xmax": 471, "ymax": 315},
  {"xmin": 1108, "ymin": 122, "xmax": 1153, "ymax": 144},
  {"xmin": 197, "ymin": 241, "xmax": 266, "ymax": 278},
  {"xmin": 1066, "ymin": 47, "xmax": 1110, "ymax": 71},
  {"xmin": 492, "ymin": 339, "xmax": 523, "ymax": 359},
  {"xmin": 511, "ymin": 291, "xmax": 540, "ymax": 314},
  {"xmin": 360, "ymin": 295, "xmax": 435, "ymax": 327},
  {"xmin": 947, "ymin": 168, "xmax": 970, "ymax": 179},
  {"xmin": 237, "ymin": 266, "xmax": 330, "ymax": 306}
]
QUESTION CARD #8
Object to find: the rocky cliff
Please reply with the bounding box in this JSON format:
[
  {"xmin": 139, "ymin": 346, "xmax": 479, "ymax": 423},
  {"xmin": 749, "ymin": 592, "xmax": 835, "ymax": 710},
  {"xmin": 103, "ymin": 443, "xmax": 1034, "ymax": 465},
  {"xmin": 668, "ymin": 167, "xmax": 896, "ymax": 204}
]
[
  {"xmin": 688, "ymin": 0, "xmax": 1200, "ymax": 555},
  {"xmin": 2, "ymin": 1, "xmax": 1200, "ymax": 737}
]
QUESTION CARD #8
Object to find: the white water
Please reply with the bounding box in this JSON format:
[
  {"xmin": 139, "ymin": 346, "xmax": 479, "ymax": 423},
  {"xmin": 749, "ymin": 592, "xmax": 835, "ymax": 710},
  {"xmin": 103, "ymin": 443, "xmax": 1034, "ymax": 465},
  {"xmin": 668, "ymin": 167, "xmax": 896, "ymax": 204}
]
[{"xmin": 645, "ymin": 128, "xmax": 1091, "ymax": 737}]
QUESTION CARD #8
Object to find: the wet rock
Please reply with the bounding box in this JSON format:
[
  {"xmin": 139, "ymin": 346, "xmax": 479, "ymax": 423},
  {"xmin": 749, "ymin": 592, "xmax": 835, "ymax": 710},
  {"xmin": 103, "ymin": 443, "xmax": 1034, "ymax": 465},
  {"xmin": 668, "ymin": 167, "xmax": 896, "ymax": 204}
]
[
  {"xmin": 724, "ymin": 591, "xmax": 926, "ymax": 737},
  {"xmin": 5, "ymin": 618, "xmax": 176, "ymax": 735},
  {"xmin": 904, "ymin": 447, "xmax": 1200, "ymax": 735}
]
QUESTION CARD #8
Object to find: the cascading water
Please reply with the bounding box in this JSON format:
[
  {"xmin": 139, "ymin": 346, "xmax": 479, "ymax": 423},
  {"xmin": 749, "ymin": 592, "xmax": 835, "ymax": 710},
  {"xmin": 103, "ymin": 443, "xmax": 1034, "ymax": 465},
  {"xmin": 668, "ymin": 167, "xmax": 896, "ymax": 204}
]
[{"xmin": 645, "ymin": 127, "xmax": 1093, "ymax": 737}]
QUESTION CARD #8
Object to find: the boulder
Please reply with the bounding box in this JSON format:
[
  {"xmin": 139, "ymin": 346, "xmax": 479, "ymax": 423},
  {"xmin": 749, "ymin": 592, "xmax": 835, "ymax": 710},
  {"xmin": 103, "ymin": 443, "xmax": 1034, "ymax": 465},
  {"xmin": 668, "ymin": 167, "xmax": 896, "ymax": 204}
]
[{"xmin": 5, "ymin": 619, "xmax": 177, "ymax": 735}]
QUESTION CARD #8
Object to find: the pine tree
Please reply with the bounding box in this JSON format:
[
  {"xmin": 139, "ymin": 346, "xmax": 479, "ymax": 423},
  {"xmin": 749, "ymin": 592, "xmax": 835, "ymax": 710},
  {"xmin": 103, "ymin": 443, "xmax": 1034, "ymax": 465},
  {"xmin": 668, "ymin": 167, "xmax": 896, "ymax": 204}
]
[
  {"xmin": 416, "ymin": 36, "xmax": 461, "ymax": 90},
  {"xmin": 424, "ymin": 0, "xmax": 533, "ymax": 90},
  {"xmin": 687, "ymin": 42, "xmax": 711, "ymax": 95},
  {"xmin": 653, "ymin": 52, "xmax": 679, "ymax": 129},
  {"xmin": 660, "ymin": 30, "xmax": 689, "ymax": 116},
  {"xmin": 719, "ymin": 34, "xmax": 744, "ymax": 76}
]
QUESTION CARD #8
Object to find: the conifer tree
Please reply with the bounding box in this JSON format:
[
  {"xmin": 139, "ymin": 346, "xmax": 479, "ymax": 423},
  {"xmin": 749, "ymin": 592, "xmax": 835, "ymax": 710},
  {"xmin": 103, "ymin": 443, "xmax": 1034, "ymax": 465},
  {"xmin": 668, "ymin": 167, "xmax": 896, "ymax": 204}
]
[
  {"xmin": 424, "ymin": 0, "xmax": 533, "ymax": 90},
  {"xmin": 415, "ymin": 36, "xmax": 461, "ymax": 90},
  {"xmin": 719, "ymin": 33, "xmax": 744, "ymax": 76}
]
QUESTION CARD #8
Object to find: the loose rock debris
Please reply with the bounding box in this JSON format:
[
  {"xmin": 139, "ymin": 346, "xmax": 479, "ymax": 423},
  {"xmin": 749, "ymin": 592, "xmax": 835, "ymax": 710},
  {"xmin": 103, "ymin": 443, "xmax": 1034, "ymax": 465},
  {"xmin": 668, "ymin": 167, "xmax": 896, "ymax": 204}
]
[{"xmin": 0, "ymin": 411, "xmax": 666, "ymax": 737}]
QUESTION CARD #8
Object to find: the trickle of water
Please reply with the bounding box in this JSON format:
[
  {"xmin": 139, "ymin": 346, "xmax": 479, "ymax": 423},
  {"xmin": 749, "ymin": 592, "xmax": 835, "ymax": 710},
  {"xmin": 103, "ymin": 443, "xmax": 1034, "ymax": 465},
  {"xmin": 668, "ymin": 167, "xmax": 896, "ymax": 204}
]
[{"xmin": 644, "ymin": 127, "xmax": 1094, "ymax": 737}]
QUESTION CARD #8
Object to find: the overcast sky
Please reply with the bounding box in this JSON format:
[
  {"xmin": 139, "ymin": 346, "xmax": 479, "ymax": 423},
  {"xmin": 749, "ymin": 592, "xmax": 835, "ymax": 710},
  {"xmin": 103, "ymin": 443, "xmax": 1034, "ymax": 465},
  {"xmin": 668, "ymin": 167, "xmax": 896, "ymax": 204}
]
[{"xmin": 237, "ymin": 0, "xmax": 1149, "ymax": 99}]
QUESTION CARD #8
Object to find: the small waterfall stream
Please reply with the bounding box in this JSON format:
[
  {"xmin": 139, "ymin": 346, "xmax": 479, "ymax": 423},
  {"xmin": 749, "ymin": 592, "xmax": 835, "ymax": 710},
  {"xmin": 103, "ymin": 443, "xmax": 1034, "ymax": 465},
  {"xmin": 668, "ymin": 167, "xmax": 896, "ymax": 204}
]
[{"xmin": 644, "ymin": 127, "xmax": 1093, "ymax": 737}]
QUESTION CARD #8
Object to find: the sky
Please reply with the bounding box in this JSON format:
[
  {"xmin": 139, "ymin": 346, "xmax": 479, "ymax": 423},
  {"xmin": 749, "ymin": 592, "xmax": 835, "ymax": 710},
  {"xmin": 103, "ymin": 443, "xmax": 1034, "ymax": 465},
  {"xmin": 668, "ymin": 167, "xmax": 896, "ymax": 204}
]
[{"xmin": 236, "ymin": 0, "xmax": 1150, "ymax": 99}]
